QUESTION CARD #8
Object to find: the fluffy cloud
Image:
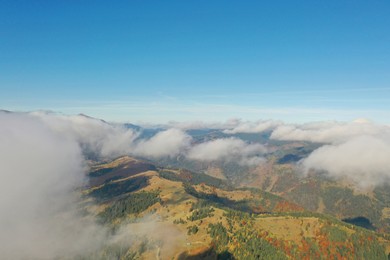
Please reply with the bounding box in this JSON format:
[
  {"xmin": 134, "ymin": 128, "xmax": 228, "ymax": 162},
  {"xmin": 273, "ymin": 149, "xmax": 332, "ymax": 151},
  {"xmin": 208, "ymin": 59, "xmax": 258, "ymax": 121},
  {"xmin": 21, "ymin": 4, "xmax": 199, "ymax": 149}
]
[
  {"xmin": 133, "ymin": 128, "xmax": 192, "ymax": 158},
  {"xmin": 30, "ymin": 112, "xmax": 195, "ymax": 159},
  {"xmin": 0, "ymin": 112, "xmax": 105, "ymax": 259},
  {"xmin": 187, "ymin": 138, "xmax": 266, "ymax": 166},
  {"xmin": 223, "ymin": 120, "xmax": 281, "ymax": 134},
  {"xmin": 270, "ymin": 119, "xmax": 389, "ymax": 144},
  {"xmin": 31, "ymin": 112, "xmax": 140, "ymax": 158},
  {"xmin": 269, "ymin": 119, "xmax": 390, "ymax": 186},
  {"xmin": 300, "ymin": 135, "xmax": 390, "ymax": 187}
]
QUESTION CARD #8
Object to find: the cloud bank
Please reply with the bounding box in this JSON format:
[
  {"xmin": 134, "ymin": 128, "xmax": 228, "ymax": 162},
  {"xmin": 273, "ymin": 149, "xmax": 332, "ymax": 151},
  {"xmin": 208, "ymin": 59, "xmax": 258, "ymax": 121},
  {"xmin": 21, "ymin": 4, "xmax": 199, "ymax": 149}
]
[
  {"xmin": 0, "ymin": 112, "xmax": 199, "ymax": 259},
  {"xmin": 269, "ymin": 119, "xmax": 390, "ymax": 187},
  {"xmin": 163, "ymin": 117, "xmax": 390, "ymax": 187},
  {"xmin": 270, "ymin": 119, "xmax": 389, "ymax": 144},
  {"xmin": 0, "ymin": 111, "xmax": 269, "ymax": 258},
  {"xmin": 223, "ymin": 119, "xmax": 281, "ymax": 134},
  {"xmin": 133, "ymin": 128, "xmax": 192, "ymax": 158},
  {"xmin": 300, "ymin": 135, "xmax": 390, "ymax": 187},
  {"xmin": 31, "ymin": 111, "xmax": 140, "ymax": 158},
  {"xmin": 187, "ymin": 138, "xmax": 266, "ymax": 166},
  {"xmin": 29, "ymin": 112, "xmax": 266, "ymax": 165},
  {"xmin": 0, "ymin": 112, "xmax": 105, "ymax": 259},
  {"xmin": 2, "ymin": 109, "xmax": 389, "ymax": 259},
  {"xmin": 6, "ymin": 112, "xmax": 390, "ymax": 189}
]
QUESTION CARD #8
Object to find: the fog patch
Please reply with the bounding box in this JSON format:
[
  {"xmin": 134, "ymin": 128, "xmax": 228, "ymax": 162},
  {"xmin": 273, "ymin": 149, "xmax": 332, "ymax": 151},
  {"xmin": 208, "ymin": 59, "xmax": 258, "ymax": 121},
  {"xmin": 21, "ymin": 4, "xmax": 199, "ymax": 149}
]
[
  {"xmin": 111, "ymin": 215, "xmax": 185, "ymax": 259},
  {"xmin": 0, "ymin": 112, "xmax": 106, "ymax": 259}
]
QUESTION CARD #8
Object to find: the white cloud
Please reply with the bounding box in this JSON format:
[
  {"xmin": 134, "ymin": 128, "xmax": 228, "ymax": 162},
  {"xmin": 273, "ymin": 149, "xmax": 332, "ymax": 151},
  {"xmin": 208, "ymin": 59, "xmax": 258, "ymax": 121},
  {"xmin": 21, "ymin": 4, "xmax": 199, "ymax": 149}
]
[
  {"xmin": 0, "ymin": 112, "xmax": 105, "ymax": 259},
  {"xmin": 269, "ymin": 119, "xmax": 390, "ymax": 186},
  {"xmin": 111, "ymin": 215, "xmax": 184, "ymax": 259},
  {"xmin": 30, "ymin": 112, "xmax": 195, "ymax": 159},
  {"xmin": 300, "ymin": 135, "xmax": 390, "ymax": 187},
  {"xmin": 134, "ymin": 128, "xmax": 192, "ymax": 158},
  {"xmin": 223, "ymin": 120, "xmax": 281, "ymax": 134},
  {"xmin": 270, "ymin": 120, "xmax": 389, "ymax": 144},
  {"xmin": 30, "ymin": 111, "xmax": 140, "ymax": 158},
  {"xmin": 187, "ymin": 138, "xmax": 266, "ymax": 166},
  {"xmin": 0, "ymin": 111, "xmax": 196, "ymax": 259}
]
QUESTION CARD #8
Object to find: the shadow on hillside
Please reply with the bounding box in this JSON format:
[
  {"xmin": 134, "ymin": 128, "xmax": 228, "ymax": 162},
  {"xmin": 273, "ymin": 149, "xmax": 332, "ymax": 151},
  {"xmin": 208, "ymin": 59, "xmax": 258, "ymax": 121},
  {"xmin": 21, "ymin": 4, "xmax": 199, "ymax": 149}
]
[
  {"xmin": 342, "ymin": 216, "xmax": 376, "ymax": 230},
  {"xmin": 88, "ymin": 161, "xmax": 156, "ymax": 186},
  {"xmin": 177, "ymin": 247, "xmax": 235, "ymax": 260},
  {"xmin": 89, "ymin": 175, "xmax": 150, "ymax": 201}
]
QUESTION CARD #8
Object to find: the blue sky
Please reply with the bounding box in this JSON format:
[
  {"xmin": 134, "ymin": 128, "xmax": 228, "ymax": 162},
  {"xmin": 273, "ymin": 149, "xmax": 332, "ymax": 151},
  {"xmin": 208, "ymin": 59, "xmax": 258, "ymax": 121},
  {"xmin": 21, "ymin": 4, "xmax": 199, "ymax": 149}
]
[{"xmin": 1, "ymin": 1, "xmax": 389, "ymax": 123}]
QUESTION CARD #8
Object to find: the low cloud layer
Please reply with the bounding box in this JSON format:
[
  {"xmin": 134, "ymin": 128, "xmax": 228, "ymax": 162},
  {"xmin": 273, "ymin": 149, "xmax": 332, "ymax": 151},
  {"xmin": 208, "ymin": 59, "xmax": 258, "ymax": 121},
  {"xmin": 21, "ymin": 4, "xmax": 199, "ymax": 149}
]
[
  {"xmin": 269, "ymin": 119, "xmax": 390, "ymax": 187},
  {"xmin": 0, "ymin": 111, "xmax": 268, "ymax": 258},
  {"xmin": 0, "ymin": 112, "xmax": 196, "ymax": 259},
  {"xmin": 223, "ymin": 119, "xmax": 281, "ymax": 134},
  {"xmin": 0, "ymin": 112, "xmax": 105, "ymax": 259},
  {"xmin": 188, "ymin": 138, "xmax": 267, "ymax": 166},
  {"xmin": 133, "ymin": 128, "xmax": 192, "ymax": 158},
  {"xmin": 270, "ymin": 119, "xmax": 389, "ymax": 144},
  {"xmin": 2, "ymin": 110, "xmax": 390, "ymax": 259},
  {"xmin": 300, "ymin": 135, "xmax": 390, "ymax": 187},
  {"xmin": 170, "ymin": 117, "xmax": 390, "ymax": 187},
  {"xmin": 31, "ymin": 111, "xmax": 140, "ymax": 158},
  {"xmin": 29, "ymin": 112, "xmax": 266, "ymax": 165},
  {"xmin": 30, "ymin": 112, "xmax": 192, "ymax": 159}
]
